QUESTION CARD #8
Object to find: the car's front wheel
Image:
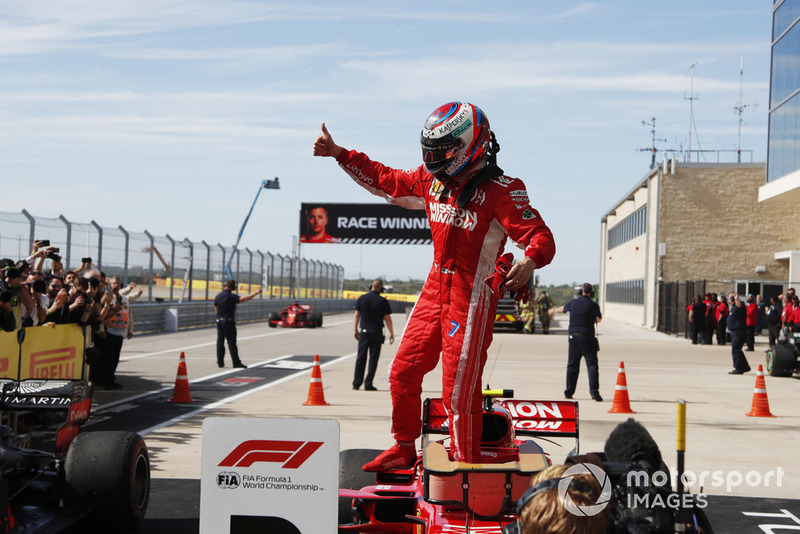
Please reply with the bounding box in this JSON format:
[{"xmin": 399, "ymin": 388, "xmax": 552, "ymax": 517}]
[
  {"xmin": 64, "ymin": 431, "xmax": 150, "ymax": 531},
  {"xmin": 338, "ymin": 449, "xmax": 382, "ymax": 524}
]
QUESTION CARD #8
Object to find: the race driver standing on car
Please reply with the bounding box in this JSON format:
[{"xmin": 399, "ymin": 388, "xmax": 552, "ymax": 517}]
[{"xmin": 313, "ymin": 102, "xmax": 555, "ymax": 470}]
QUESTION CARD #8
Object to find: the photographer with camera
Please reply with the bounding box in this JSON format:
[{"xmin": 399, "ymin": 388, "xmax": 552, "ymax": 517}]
[
  {"xmin": 58, "ymin": 277, "xmax": 93, "ymax": 325},
  {"xmin": 45, "ymin": 276, "xmax": 63, "ymax": 304},
  {"xmin": 26, "ymin": 240, "xmax": 61, "ymax": 274},
  {"xmin": 0, "ymin": 260, "xmax": 17, "ymax": 331},
  {"xmin": 1, "ymin": 263, "xmax": 36, "ymax": 330}
]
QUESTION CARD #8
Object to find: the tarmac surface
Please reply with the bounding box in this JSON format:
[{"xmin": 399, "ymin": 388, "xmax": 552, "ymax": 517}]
[{"xmin": 83, "ymin": 310, "xmax": 800, "ymax": 533}]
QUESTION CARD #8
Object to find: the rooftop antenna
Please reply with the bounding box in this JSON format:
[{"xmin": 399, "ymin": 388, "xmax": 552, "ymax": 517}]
[
  {"xmin": 684, "ymin": 63, "xmax": 699, "ymax": 162},
  {"xmin": 639, "ymin": 117, "xmax": 667, "ymax": 168},
  {"xmin": 734, "ymin": 54, "xmax": 756, "ymax": 163}
]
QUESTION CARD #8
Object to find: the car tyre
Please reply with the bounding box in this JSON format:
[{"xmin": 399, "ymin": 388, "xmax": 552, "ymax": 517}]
[
  {"xmin": 766, "ymin": 344, "xmax": 796, "ymax": 377},
  {"xmin": 316, "ymin": 312, "xmax": 323, "ymax": 328},
  {"xmin": 338, "ymin": 449, "xmax": 382, "ymax": 524},
  {"xmin": 307, "ymin": 311, "xmax": 318, "ymax": 328},
  {"xmin": 64, "ymin": 431, "xmax": 150, "ymax": 531},
  {"xmin": 268, "ymin": 311, "xmax": 279, "ymax": 327}
]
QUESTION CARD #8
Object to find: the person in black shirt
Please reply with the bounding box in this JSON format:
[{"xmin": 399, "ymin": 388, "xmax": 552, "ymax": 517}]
[
  {"xmin": 556, "ymin": 283, "xmax": 603, "ymax": 401},
  {"xmin": 726, "ymin": 292, "xmax": 751, "ymax": 374},
  {"xmin": 214, "ymin": 280, "xmax": 262, "ymax": 368},
  {"xmin": 766, "ymin": 295, "xmax": 783, "ymax": 346},
  {"xmin": 353, "ymin": 279, "xmax": 394, "ymax": 391},
  {"xmin": 688, "ymin": 295, "xmax": 707, "ymax": 345}
]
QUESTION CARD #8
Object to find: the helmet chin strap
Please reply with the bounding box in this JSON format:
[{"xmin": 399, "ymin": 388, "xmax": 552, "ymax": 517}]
[
  {"xmin": 455, "ymin": 162, "xmax": 503, "ymax": 207},
  {"xmin": 431, "ymin": 132, "xmax": 502, "ymax": 204}
]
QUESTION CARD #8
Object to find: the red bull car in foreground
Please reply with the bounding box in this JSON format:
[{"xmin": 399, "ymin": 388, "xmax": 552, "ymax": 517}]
[
  {"xmin": 0, "ymin": 324, "xmax": 150, "ymax": 533},
  {"xmin": 268, "ymin": 302, "xmax": 323, "ymax": 328},
  {"xmin": 338, "ymin": 390, "xmax": 712, "ymax": 533}
]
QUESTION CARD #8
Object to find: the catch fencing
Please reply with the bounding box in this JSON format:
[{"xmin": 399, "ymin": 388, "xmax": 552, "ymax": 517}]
[{"xmin": 0, "ymin": 209, "xmax": 344, "ymax": 303}]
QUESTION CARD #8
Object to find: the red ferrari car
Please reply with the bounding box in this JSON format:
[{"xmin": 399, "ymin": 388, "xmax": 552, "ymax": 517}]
[
  {"xmin": 268, "ymin": 302, "xmax": 323, "ymax": 328},
  {"xmin": 337, "ymin": 390, "xmax": 579, "ymax": 532},
  {"xmin": 337, "ymin": 390, "xmax": 712, "ymax": 533}
]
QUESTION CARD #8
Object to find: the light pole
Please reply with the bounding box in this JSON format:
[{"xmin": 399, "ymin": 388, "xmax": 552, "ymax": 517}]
[{"xmin": 224, "ymin": 177, "xmax": 280, "ymax": 280}]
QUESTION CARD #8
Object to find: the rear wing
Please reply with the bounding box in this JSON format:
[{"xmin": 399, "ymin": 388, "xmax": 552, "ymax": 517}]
[
  {"xmin": 0, "ymin": 324, "xmax": 92, "ymax": 452},
  {"xmin": 0, "ymin": 323, "xmax": 89, "ymax": 384},
  {"xmin": 422, "ymin": 398, "xmax": 579, "ymax": 452},
  {"xmin": 501, "ymin": 400, "xmax": 579, "ymax": 440}
]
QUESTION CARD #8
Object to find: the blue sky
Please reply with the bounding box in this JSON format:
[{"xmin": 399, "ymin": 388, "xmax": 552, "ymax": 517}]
[{"xmin": 0, "ymin": 1, "xmax": 771, "ymax": 286}]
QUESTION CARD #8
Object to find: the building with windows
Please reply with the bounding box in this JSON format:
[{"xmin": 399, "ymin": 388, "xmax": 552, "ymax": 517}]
[
  {"xmin": 759, "ymin": 0, "xmax": 800, "ymax": 284},
  {"xmin": 599, "ymin": 2, "xmax": 800, "ymax": 331},
  {"xmin": 599, "ymin": 160, "xmax": 796, "ymax": 329}
]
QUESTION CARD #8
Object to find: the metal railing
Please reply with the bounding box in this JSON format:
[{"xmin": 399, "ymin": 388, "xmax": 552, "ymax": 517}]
[
  {"xmin": 132, "ymin": 298, "xmax": 412, "ymax": 334},
  {"xmin": 0, "ymin": 210, "xmax": 344, "ymax": 302}
]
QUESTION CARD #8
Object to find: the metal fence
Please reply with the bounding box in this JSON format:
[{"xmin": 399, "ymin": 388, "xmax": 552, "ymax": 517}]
[
  {"xmin": 0, "ymin": 210, "xmax": 344, "ymax": 302},
  {"xmin": 657, "ymin": 281, "xmax": 706, "ymax": 337},
  {"xmin": 132, "ymin": 297, "xmax": 412, "ymax": 334},
  {"xmin": 656, "ymin": 279, "xmax": 788, "ymax": 337}
]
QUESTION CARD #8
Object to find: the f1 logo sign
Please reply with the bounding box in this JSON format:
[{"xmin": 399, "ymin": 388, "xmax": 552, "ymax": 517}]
[{"xmin": 218, "ymin": 440, "xmax": 323, "ymax": 469}]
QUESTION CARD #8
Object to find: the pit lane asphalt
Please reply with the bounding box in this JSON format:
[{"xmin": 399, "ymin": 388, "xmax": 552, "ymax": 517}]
[{"xmin": 81, "ymin": 311, "xmax": 800, "ymax": 533}]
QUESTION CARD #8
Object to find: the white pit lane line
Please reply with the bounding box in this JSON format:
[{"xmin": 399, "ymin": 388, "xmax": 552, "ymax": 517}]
[
  {"xmin": 119, "ymin": 318, "xmax": 353, "ymax": 362},
  {"xmin": 99, "ymin": 352, "xmax": 356, "ymax": 436}
]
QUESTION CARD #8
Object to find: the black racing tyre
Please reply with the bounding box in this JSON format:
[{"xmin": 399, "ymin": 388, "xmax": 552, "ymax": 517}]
[
  {"xmin": 316, "ymin": 312, "xmax": 323, "ymax": 328},
  {"xmin": 268, "ymin": 311, "xmax": 279, "ymax": 327},
  {"xmin": 307, "ymin": 311, "xmax": 318, "ymax": 328},
  {"xmin": 338, "ymin": 449, "xmax": 381, "ymax": 524},
  {"xmin": 690, "ymin": 502, "xmax": 715, "ymax": 533},
  {"xmin": 766, "ymin": 344, "xmax": 796, "ymax": 377},
  {"xmin": 64, "ymin": 431, "xmax": 150, "ymax": 531}
]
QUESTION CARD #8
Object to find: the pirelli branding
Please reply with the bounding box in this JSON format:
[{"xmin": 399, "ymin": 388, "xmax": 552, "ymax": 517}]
[
  {"xmin": 1, "ymin": 323, "xmax": 85, "ymax": 381},
  {"xmin": 28, "ymin": 347, "xmax": 78, "ymax": 379}
]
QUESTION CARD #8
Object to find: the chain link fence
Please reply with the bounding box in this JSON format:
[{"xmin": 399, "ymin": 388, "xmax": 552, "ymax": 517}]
[{"xmin": 0, "ymin": 210, "xmax": 344, "ymax": 303}]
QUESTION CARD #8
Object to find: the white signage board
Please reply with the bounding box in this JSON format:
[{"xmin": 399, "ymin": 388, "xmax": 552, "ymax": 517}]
[{"xmin": 200, "ymin": 417, "xmax": 340, "ymax": 534}]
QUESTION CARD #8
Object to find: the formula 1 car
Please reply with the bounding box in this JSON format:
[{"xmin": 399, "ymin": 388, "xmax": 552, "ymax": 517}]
[
  {"xmin": 338, "ymin": 390, "xmax": 712, "ymax": 533},
  {"xmin": 0, "ymin": 325, "xmax": 150, "ymax": 533},
  {"xmin": 765, "ymin": 327, "xmax": 800, "ymax": 377},
  {"xmin": 268, "ymin": 302, "xmax": 323, "ymax": 328}
]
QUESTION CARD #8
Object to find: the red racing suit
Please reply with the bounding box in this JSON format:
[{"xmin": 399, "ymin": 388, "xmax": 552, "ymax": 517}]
[{"xmin": 335, "ymin": 149, "xmax": 555, "ymax": 462}]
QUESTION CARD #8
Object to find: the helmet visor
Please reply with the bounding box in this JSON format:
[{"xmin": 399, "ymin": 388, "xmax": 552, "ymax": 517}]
[{"xmin": 421, "ymin": 138, "xmax": 461, "ymax": 176}]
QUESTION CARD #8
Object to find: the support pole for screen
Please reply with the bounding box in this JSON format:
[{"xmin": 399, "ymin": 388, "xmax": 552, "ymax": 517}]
[{"xmin": 224, "ymin": 177, "xmax": 280, "ymax": 280}]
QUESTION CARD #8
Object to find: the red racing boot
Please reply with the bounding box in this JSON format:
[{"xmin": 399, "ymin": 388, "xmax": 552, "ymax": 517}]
[{"xmin": 362, "ymin": 442, "xmax": 416, "ymax": 471}]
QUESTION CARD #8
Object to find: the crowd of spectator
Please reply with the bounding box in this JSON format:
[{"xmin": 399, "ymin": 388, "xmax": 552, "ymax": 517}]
[
  {"xmin": 0, "ymin": 240, "xmax": 142, "ymax": 390},
  {"xmin": 687, "ymin": 288, "xmax": 799, "ymax": 349}
]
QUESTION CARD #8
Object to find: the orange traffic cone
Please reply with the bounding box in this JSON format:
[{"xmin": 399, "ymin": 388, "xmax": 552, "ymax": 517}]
[
  {"xmin": 303, "ymin": 354, "xmax": 329, "ymax": 406},
  {"xmin": 746, "ymin": 365, "xmax": 775, "ymax": 417},
  {"xmin": 170, "ymin": 352, "xmax": 194, "ymax": 403},
  {"xmin": 608, "ymin": 361, "xmax": 636, "ymax": 414}
]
